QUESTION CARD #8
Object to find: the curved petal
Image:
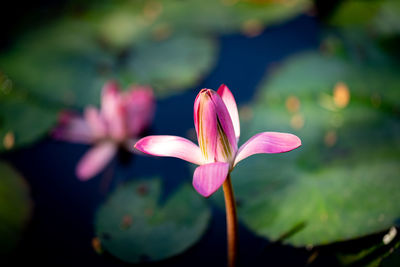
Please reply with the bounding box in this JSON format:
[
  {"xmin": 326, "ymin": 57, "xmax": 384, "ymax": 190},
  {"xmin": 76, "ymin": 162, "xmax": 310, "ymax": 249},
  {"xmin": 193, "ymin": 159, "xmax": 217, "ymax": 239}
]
[
  {"xmin": 76, "ymin": 142, "xmax": 117, "ymax": 181},
  {"xmin": 124, "ymin": 86, "xmax": 155, "ymax": 136},
  {"xmin": 208, "ymin": 89, "xmax": 238, "ymax": 162},
  {"xmin": 101, "ymin": 81, "xmax": 126, "ymax": 141},
  {"xmin": 194, "ymin": 90, "xmax": 217, "ymax": 163},
  {"xmin": 84, "ymin": 106, "xmax": 107, "ymax": 139},
  {"xmin": 134, "ymin": 135, "xmax": 204, "ymax": 165},
  {"xmin": 101, "ymin": 80, "xmax": 120, "ymax": 119},
  {"xmin": 193, "ymin": 162, "xmax": 230, "ymax": 197},
  {"xmin": 234, "ymin": 132, "xmax": 301, "ymax": 166},
  {"xmin": 193, "ymin": 90, "xmax": 201, "ymax": 135},
  {"xmin": 52, "ymin": 111, "xmax": 94, "ymax": 144},
  {"xmin": 217, "ymin": 84, "xmax": 240, "ymax": 140}
]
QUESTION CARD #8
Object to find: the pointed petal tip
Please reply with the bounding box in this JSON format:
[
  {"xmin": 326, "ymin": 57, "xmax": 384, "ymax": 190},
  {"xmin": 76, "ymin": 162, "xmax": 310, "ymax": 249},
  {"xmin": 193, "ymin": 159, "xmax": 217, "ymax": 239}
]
[
  {"xmin": 133, "ymin": 139, "xmax": 143, "ymax": 151},
  {"xmin": 283, "ymin": 133, "xmax": 302, "ymax": 150},
  {"xmin": 216, "ymin": 84, "xmax": 240, "ymax": 140},
  {"xmin": 217, "ymin": 83, "xmax": 228, "ymax": 91},
  {"xmin": 294, "ymin": 135, "xmax": 302, "ymax": 148}
]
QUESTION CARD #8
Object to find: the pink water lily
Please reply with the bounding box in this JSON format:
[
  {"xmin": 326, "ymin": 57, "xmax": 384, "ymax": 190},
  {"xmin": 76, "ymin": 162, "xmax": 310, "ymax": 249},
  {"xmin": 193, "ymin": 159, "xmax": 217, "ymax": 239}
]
[
  {"xmin": 135, "ymin": 84, "xmax": 301, "ymax": 197},
  {"xmin": 53, "ymin": 81, "xmax": 155, "ymax": 181}
]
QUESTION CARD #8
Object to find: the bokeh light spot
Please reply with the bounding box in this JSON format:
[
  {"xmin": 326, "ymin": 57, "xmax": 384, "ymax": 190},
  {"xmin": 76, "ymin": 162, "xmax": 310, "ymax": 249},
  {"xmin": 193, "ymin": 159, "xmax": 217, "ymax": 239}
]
[
  {"xmin": 3, "ymin": 131, "xmax": 15, "ymax": 150},
  {"xmin": 92, "ymin": 237, "xmax": 103, "ymax": 254},
  {"xmin": 285, "ymin": 95, "xmax": 300, "ymax": 113},
  {"xmin": 143, "ymin": 1, "xmax": 163, "ymax": 21},
  {"xmin": 239, "ymin": 105, "xmax": 254, "ymax": 122},
  {"xmin": 121, "ymin": 215, "xmax": 133, "ymax": 229},
  {"xmin": 152, "ymin": 23, "xmax": 173, "ymax": 41},
  {"xmin": 333, "ymin": 81, "xmax": 350, "ymax": 108},
  {"xmin": 324, "ymin": 130, "xmax": 337, "ymax": 147},
  {"xmin": 241, "ymin": 19, "xmax": 264, "ymax": 38},
  {"xmin": 290, "ymin": 113, "xmax": 304, "ymax": 130}
]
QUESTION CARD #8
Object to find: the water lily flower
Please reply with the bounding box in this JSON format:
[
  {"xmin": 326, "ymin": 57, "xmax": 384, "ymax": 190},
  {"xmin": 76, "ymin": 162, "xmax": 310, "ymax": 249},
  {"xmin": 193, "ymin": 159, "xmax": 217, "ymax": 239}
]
[
  {"xmin": 135, "ymin": 84, "xmax": 301, "ymax": 197},
  {"xmin": 53, "ymin": 81, "xmax": 155, "ymax": 181}
]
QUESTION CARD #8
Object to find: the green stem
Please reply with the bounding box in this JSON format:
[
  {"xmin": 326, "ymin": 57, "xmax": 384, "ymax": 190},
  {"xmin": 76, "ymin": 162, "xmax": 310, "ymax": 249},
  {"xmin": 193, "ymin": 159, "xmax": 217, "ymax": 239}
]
[{"xmin": 222, "ymin": 173, "xmax": 238, "ymax": 267}]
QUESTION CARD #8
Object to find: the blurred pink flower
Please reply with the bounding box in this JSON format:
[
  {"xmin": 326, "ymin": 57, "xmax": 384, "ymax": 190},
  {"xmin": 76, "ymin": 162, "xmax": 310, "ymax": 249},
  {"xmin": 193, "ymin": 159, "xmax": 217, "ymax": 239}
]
[
  {"xmin": 135, "ymin": 85, "xmax": 301, "ymax": 197},
  {"xmin": 53, "ymin": 81, "xmax": 155, "ymax": 181}
]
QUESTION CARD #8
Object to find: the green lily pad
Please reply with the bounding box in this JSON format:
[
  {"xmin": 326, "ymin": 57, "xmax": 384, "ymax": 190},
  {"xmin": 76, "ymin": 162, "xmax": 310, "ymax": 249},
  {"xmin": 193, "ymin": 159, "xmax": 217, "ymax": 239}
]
[
  {"xmin": 85, "ymin": 0, "xmax": 312, "ymax": 42},
  {"xmin": 257, "ymin": 52, "xmax": 400, "ymax": 108},
  {"xmin": 212, "ymin": 52, "xmax": 400, "ymax": 246},
  {"xmin": 330, "ymin": 0, "xmax": 400, "ymax": 36},
  {"xmin": 94, "ymin": 178, "xmax": 211, "ymax": 263},
  {"xmin": 0, "ymin": 84, "xmax": 57, "ymax": 151},
  {"xmin": 157, "ymin": 0, "xmax": 312, "ymax": 34},
  {"xmin": 229, "ymin": 152, "xmax": 400, "ymax": 246},
  {"xmin": 82, "ymin": 1, "xmax": 155, "ymax": 49},
  {"xmin": 227, "ymin": 114, "xmax": 400, "ymax": 246},
  {"xmin": 0, "ymin": 161, "xmax": 32, "ymax": 254},
  {"xmin": 330, "ymin": 0, "xmax": 382, "ymax": 27},
  {"xmin": 0, "ymin": 20, "xmax": 114, "ymax": 108},
  {"xmin": 123, "ymin": 34, "xmax": 217, "ymax": 96}
]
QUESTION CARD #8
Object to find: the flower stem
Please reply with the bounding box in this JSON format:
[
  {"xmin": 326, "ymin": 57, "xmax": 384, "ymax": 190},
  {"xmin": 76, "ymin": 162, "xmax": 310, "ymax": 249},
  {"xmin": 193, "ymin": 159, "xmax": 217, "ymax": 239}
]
[{"xmin": 222, "ymin": 173, "xmax": 238, "ymax": 267}]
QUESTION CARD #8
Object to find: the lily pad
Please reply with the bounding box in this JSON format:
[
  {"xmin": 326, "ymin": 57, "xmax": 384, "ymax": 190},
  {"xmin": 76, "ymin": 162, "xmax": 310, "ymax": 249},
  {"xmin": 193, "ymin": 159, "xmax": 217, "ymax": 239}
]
[
  {"xmin": 85, "ymin": 0, "xmax": 312, "ymax": 41},
  {"xmin": 330, "ymin": 0, "xmax": 400, "ymax": 36},
  {"xmin": 212, "ymin": 52, "xmax": 400, "ymax": 246},
  {"xmin": 0, "ymin": 161, "xmax": 32, "ymax": 254},
  {"xmin": 0, "ymin": 20, "xmax": 114, "ymax": 108},
  {"xmin": 0, "ymin": 85, "xmax": 57, "ymax": 152},
  {"xmin": 229, "ymin": 152, "xmax": 400, "ymax": 246},
  {"xmin": 94, "ymin": 178, "xmax": 211, "ymax": 263},
  {"xmin": 257, "ymin": 52, "xmax": 400, "ymax": 107},
  {"xmin": 83, "ymin": 1, "xmax": 155, "ymax": 49},
  {"xmin": 157, "ymin": 0, "xmax": 312, "ymax": 34},
  {"xmin": 123, "ymin": 34, "xmax": 217, "ymax": 96}
]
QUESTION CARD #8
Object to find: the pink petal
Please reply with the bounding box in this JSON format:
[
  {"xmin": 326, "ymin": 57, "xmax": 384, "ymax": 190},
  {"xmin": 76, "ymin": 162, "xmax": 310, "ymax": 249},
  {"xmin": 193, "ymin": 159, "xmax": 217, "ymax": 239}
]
[
  {"xmin": 208, "ymin": 89, "xmax": 238, "ymax": 162},
  {"xmin": 76, "ymin": 142, "xmax": 117, "ymax": 181},
  {"xmin": 193, "ymin": 162, "xmax": 230, "ymax": 197},
  {"xmin": 234, "ymin": 132, "xmax": 301, "ymax": 166},
  {"xmin": 217, "ymin": 84, "xmax": 240, "ymax": 140},
  {"xmin": 124, "ymin": 86, "xmax": 155, "ymax": 136},
  {"xmin": 101, "ymin": 81, "xmax": 126, "ymax": 141},
  {"xmin": 84, "ymin": 106, "xmax": 107, "ymax": 139},
  {"xmin": 193, "ymin": 91, "xmax": 201, "ymax": 135},
  {"xmin": 134, "ymin": 135, "xmax": 204, "ymax": 165},
  {"xmin": 101, "ymin": 80, "xmax": 120, "ymax": 117},
  {"xmin": 194, "ymin": 90, "xmax": 217, "ymax": 163},
  {"xmin": 52, "ymin": 111, "xmax": 94, "ymax": 144}
]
